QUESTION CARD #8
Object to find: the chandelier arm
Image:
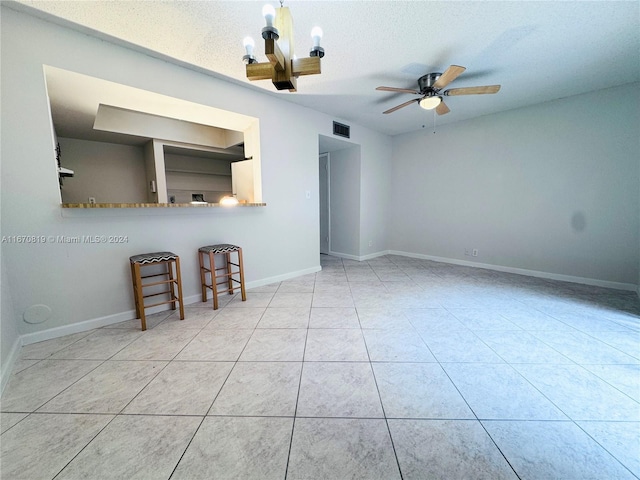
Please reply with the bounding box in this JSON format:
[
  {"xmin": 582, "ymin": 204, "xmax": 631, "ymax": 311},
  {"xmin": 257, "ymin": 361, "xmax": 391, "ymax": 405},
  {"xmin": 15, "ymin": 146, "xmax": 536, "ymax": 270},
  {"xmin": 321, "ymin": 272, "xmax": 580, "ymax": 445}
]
[
  {"xmin": 246, "ymin": 62, "xmax": 274, "ymax": 81},
  {"xmin": 292, "ymin": 57, "xmax": 321, "ymax": 77},
  {"xmin": 265, "ymin": 39, "xmax": 286, "ymax": 72}
]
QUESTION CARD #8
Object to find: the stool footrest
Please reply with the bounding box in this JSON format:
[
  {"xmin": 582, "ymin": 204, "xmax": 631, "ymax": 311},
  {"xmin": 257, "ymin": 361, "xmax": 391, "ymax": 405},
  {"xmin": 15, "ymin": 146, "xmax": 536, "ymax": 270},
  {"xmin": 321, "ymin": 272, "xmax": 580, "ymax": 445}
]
[
  {"xmin": 142, "ymin": 290, "xmax": 173, "ymax": 299},
  {"xmin": 141, "ymin": 272, "xmax": 173, "ymax": 280},
  {"xmin": 214, "ymin": 271, "xmax": 240, "ymax": 280},
  {"xmin": 143, "ymin": 298, "xmax": 180, "ymax": 309},
  {"xmin": 205, "ymin": 285, "xmax": 238, "ymax": 295},
  {"xmin": 140, "ymin": 279, "xmax": 178, "ymax": 288},
  {"xmin": 203, "ymin": 277, "xmax": 242, "ymax": 289}
]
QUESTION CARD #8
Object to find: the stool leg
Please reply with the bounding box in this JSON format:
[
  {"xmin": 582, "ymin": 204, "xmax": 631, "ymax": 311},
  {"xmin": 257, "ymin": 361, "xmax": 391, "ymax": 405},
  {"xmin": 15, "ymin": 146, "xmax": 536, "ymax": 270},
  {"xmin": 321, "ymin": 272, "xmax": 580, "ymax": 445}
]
[
  {"xmin": 226, "ymin": 252, "xmax": 234, "ymax": 294},
  {"xmin": 174, "ymin": 257, "xmax": 185, "ymax": 320},
  {"xmin": 199, "ymin": 251, "xmax": 207, "ymax": 302},
  {"xmin": 237, "ymin": 248, "xmax": 247, "ymax": 302},
  {"xmin": 133, "ymin": 262, "xmax": 147, "ymax": 331},
  {"xmin": 130, "ymin": 262, "xmax": 140, "ymax": 319},
  {"xmin": 210, "ymin": 251, "xmax": 219, "ymax": 310},
  {"xmin": 167, "ymin": 260, "xmax": 176, "ymax": 311}
]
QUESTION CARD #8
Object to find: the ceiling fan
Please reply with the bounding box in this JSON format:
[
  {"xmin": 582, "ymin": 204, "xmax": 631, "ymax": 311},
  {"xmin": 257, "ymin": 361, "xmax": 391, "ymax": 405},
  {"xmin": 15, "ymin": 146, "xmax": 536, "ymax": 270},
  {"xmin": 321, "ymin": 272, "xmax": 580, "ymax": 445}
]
[{"xmin": 376, "ymin": 65, "xmax": 500, "ymax": 115}]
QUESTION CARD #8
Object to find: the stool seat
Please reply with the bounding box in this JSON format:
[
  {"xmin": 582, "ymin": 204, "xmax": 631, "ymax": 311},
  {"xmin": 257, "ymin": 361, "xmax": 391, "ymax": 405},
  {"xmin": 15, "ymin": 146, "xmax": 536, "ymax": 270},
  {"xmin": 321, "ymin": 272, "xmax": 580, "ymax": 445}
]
[
  {"xmin": 129, "ymin": 251, "xmax": 184, "ymax": 330},
  {"xmin": 199, "ymin": 244, "xmax": 246, "ymax": 309},
  {"xmin": 130, "ymin": 252, "xmax": 179, "ymax": 264},
  {"xmin": 199, "ymin": 244, "xmax": 241, "ymax": 254}
]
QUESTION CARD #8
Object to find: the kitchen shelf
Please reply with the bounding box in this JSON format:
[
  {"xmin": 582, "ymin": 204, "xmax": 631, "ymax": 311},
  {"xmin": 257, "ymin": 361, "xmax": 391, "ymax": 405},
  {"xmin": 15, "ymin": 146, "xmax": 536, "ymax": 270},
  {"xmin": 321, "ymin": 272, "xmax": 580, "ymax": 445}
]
[{"xmin": 165, "ymin": 169, "xmax": 231, "ymax": 176}]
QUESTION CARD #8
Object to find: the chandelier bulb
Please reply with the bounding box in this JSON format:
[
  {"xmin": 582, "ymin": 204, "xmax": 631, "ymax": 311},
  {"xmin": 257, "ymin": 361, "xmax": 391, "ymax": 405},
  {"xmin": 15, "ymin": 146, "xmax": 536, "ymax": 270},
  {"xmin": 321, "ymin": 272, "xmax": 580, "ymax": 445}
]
[
  {"xmin": 309, "ymin": 26, "xmax": 325, "ymax": 58},
  {"xmin": 261, "ymin": 4, "xmax": 279, "ymax": 39},
  {"xmin": 243, "ymin": 36, "xmax": 255, "ymax": 55},
  {"xmin": 311, "ymin": 26, "xmax": 323, "ymax": 47},
  {"xmin": 242, "ymin": 36, "xmax": 257, "ymax": 64},
  {"xmin": 262, "ymin": 4, "xmax": 276, "ymax": 27}
]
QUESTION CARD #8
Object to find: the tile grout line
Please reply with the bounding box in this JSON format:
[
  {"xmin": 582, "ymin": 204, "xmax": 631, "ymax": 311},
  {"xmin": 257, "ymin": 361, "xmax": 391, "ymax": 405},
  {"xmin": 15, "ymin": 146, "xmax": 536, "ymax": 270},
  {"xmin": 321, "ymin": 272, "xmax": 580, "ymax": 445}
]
[
  {"xmin": 283, "ymin": 278, "xmax": 315, "ymax": 479},
  {"xmin": 354, "ymin": 296, "xmax": 405, "ymax": 480}
]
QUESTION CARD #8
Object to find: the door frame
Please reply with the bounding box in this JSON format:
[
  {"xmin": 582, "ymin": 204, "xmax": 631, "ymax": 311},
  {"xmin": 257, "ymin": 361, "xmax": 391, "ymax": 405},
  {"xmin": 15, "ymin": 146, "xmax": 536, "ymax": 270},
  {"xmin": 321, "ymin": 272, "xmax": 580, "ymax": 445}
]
[{"xmin": 319, "ymin": 152, "xmax": 330, "ymax": 255}]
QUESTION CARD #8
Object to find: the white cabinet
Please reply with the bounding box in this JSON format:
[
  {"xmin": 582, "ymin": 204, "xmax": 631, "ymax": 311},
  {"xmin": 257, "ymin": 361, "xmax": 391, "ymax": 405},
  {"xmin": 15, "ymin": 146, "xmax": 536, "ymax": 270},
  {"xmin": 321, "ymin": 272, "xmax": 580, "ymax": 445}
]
[{"xmin": 231, "ymin": 159, "xmax": 255, "ymax": 203}]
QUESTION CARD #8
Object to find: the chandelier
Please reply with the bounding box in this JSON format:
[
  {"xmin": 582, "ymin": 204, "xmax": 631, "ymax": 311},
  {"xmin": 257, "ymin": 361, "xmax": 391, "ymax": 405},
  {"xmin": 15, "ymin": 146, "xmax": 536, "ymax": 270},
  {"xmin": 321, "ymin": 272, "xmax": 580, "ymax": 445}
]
[{"xmin": 242, "ymin": 2, "xmax": 324, "ymax": 92}]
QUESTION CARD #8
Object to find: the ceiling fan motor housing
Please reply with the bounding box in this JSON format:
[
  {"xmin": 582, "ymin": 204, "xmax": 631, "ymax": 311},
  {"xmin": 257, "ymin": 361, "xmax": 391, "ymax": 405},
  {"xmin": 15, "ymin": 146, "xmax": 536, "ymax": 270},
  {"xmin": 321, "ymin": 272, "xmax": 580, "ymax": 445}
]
[{"xmin": 418, "ymin": 73, "xmax": 442, "ymax": 94}]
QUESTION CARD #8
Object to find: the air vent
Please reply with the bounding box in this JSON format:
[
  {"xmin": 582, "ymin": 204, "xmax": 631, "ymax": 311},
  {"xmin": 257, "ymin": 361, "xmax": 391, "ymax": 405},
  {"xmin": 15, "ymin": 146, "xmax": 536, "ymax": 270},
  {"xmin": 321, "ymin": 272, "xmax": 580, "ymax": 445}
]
[{"xmin": 333, "ymin": 121, "xmax": 350, "ymax": 138}]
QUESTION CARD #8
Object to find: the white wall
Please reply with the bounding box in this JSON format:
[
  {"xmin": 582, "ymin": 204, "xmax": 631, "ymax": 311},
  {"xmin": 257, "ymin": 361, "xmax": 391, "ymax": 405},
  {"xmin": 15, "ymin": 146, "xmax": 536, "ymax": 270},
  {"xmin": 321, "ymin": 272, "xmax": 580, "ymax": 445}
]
[
  {"xmin": 329, "ymin": 147, "xmax": 361, "ymax": 257},
  {"xmin": 1, "ymin": 253, "xmax": 21, "ymax": 391},
  {"xmin": 0, "ymin": 7, "xmax": 393, "ymax": 344},
  {"xmin": 357, "ymin": 130, "xmax": 393, "ymax": 258},
  {"xmin": 58, "ymin": 138, "xmax": 148, "ymax": 204},
  {"xmin": 390, "ymin": 82, "xmax": 640, "ymax": 287}
]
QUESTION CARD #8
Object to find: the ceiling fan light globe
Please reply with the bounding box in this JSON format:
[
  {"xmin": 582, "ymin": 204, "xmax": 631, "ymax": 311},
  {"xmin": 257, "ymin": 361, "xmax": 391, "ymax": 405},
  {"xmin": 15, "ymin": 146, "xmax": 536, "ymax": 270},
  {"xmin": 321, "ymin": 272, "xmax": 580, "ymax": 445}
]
[{"xmin": 419, "ymin": 96, "xmax": 442, "ymax": 110}]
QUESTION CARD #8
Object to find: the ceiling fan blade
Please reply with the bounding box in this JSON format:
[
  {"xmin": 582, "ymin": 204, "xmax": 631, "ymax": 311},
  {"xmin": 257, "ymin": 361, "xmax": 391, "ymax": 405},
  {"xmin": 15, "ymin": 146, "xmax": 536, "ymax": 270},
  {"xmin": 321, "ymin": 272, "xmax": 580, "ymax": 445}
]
[
  {"xmin": 376, "ymin": 86, "xmax": 420, "ymax": 94},
  {"xmin": 383, "ymin": 98, "xmax": 419, "ymax": 114},
  {"xmin": 445, "ymin": 85, "xmax": 501, "ymax": 96},
  {"xmin": 436, "ymin": 100, "xmax": 450, "ymax": 115},
  {"xmin": 432, "ymin": 65, "xmax": 466, "ymax": 90}
]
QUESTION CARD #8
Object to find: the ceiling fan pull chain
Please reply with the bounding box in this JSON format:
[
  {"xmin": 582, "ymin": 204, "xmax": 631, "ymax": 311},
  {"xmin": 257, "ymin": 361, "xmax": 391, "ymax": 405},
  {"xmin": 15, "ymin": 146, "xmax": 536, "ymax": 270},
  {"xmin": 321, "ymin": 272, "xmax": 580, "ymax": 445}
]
[{"xmin": 433, "ymin": 110, "xmax": 437, "ymax": 134}]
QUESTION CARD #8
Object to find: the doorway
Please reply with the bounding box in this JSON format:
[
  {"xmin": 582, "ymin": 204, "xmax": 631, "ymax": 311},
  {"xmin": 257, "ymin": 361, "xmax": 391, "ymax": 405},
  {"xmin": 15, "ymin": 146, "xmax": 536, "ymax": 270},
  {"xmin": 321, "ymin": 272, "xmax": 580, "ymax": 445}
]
[{"xmin": 319, "ymin": 134, "xmax": 361, "ymax": 259}]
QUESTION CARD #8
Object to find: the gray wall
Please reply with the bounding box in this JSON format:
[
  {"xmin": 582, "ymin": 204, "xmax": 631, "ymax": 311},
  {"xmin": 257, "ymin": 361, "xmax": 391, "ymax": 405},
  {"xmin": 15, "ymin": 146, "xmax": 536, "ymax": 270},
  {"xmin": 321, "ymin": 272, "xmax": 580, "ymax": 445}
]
[
  {"xmin": 390, "ymin": 82, "xmax": 640, "ymax": 286},
  {"xmin": 329, "ymin": 147, "xmax": 362, "ymax": 257},
  {"xmin": 59, "ymin": 138, "xmax": 148, "ymax": 204},
  {"xmin": 359, "ymin": 132, "xmax": 393, "ymax": 257}
]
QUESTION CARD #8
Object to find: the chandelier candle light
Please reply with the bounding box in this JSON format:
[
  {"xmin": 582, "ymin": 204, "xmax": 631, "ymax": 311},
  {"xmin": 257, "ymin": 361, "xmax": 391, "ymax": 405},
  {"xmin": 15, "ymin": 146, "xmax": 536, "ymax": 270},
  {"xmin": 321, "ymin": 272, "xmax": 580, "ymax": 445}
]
[{"xmin": 243, "ymin": 2, "xmax": 324, "ymax": 92}]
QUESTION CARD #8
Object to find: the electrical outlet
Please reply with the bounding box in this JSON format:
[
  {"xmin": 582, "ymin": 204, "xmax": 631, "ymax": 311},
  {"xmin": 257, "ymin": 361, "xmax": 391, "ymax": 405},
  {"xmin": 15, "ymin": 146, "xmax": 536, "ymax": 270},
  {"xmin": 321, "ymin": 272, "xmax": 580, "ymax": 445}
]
[
  {"xmin": 368, "ymin": 240, "xmax": 373, "ymax": 247},
  {"xmin": 88, "ymin": 197, "xmax": 96, "ymax": 204},
  {"xmin": 464, "ymin": 248, "xmax": 470, "ymax": 256},
  {"xmin": 472, "ymin": 249, "xmax": 478, "ymax": 257}
]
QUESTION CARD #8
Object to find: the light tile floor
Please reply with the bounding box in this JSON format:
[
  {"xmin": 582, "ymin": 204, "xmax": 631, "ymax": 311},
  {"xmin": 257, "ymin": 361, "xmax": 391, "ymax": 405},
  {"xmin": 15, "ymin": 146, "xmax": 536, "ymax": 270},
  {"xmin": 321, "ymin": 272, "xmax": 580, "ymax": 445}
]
[{"xmin": 2, "ymin": 255, "xmax": 639, "ymax": 479}]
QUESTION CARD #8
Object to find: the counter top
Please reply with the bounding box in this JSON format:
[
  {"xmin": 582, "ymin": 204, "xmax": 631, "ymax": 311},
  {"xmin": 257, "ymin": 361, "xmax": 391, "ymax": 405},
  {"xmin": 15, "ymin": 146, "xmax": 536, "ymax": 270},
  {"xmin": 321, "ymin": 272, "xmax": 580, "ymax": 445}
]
[{"xmin": 61, "ymin": 202, "xmax": 266, "ymax": 208}]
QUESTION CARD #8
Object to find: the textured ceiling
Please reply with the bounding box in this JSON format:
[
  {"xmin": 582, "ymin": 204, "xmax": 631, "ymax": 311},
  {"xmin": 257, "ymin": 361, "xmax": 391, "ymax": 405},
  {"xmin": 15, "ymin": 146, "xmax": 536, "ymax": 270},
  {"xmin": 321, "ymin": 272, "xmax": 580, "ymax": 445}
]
[{"xmin": 9, "ymin": 0, "xmax": 640, "ymax": 136}]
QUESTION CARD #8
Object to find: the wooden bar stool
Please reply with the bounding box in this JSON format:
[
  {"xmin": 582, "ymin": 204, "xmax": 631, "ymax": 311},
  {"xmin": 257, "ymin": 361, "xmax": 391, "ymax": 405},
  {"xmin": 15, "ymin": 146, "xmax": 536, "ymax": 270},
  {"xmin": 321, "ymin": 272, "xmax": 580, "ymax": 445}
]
[
  {"xmin": 129, "ymin": 251, "xmax": 185, "ymax": 330},
  {"xmin": 198, "ymin": 244, "xmax": 246, "ymax": 310}
]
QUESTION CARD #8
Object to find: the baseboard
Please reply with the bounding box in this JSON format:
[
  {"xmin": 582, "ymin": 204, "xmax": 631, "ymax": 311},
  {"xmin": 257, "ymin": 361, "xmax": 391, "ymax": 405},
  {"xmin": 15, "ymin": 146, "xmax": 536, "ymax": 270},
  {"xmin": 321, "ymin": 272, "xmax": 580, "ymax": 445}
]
[
  {"xmin": 18, "ymin": 265, "xmax": 322, "ymax": 348},
  {"xmin": 328, "ymin": 250, "xmax": 390, "ymax": 262},
  {"xmin": 20, "ymin": 308, "xmax": 140, "ymax": 346},
  {"xmin": 244, "ymin": 265, "xmax": 322, "ymax": 288},
  {"xmin": 328, "ymin": 251, "xmax": 360, "ymax": 261},
  {"xmin": 388, "ymin": 250, "xmax": 638, "ymax": 292},
  {"xmin": 359, "ymin": 251, "xmax": 392, "ymax": 261},
  {"xmin": 1, "ymin": 336, "xmax": 23, "ymax": 394}
]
